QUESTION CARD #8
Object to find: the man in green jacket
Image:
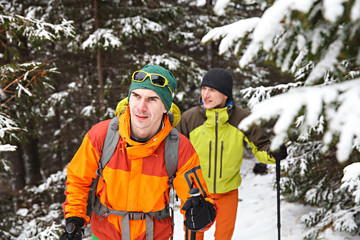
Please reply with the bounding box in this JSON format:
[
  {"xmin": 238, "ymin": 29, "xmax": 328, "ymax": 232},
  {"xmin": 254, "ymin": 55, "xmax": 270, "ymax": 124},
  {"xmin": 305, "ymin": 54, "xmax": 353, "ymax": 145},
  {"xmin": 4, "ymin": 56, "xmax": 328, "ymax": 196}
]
[{"xmin": 176, "ymin": 68, "xmax": 287, "ymax": 240}]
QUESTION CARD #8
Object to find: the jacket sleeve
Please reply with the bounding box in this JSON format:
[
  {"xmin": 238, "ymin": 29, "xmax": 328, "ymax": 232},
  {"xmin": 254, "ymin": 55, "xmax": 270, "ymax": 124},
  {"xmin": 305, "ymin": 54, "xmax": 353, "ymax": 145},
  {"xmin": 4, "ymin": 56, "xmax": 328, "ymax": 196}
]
[
  {"xmin": 172, "ymin": 133, "xmax": 216, "ymax": 229},
  {"xmin": 244, "ymin": 126, "xmax": 276, "ymax": 164},
  {"xmin": 176, "ymin": 116, "xmax": 190, "ymax": 139},
  {"xmin": 62, "ymin": 130, "xmax": 102, "ymax": 224},
  {"xmin": 229, "ymin": 106, "xmax": 275, "ymax": 164}
]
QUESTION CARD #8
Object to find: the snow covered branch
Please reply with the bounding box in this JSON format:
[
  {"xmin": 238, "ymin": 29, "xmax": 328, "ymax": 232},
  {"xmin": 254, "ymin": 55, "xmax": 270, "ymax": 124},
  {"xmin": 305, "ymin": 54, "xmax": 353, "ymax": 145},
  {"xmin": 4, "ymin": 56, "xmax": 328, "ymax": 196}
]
[
  {"xmin": 239, "ymin": 78, "xmax": 360, "ymax": 162},
  {"xmin": 82, "ymin": 28, "xmax": 122, "ymax": 50},
  {"xmin": 240, "ymin": 82, "xmax": 303, "ymax": 109},
  {"xmin": 82, "ymin": 16, "xmax": 164, "ymax": 50},
  {"xmin": 203, "ymin": 0, "xmax": 360, "ymax": 84},
  {"xmin": 0, "ymin": 14, "xmax": 75, "ymax": 43},
  {"xmin": 0, "ymin": 62, "xmax": 57, "ymax": 106},
  {"xmin": 118, "ymin": 16, "xmax": 163, "ymax": 36},
  {"xmin": 201, "ymin": 17, "xmax": 260, "ymax": 56},
  {"xmin": 0, "ymin": 113, "xmax": 19, "ymax": 154},
  {"xmin": 342, "ymin": 162, "xmax": 360, "ymax": 204}
]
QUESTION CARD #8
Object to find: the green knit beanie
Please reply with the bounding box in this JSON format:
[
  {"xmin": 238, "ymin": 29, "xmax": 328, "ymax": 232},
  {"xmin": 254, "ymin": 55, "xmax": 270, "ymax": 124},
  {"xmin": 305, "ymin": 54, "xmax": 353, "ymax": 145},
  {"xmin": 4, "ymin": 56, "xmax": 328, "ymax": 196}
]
[{"xmin": 128, "ymin": 64, "xmax": 177, "ymax": 111}]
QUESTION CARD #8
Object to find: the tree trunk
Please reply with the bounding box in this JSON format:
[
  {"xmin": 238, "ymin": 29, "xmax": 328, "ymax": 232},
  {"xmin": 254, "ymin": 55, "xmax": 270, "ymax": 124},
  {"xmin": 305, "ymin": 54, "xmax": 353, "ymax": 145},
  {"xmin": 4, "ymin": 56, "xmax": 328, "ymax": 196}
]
[
  {"xmin": 10, "ymin": 144, "xmax": 26, "ymax": 190},
  {"xmin": 206, "ymin": 43, "xmax": 213, "ymax": 69},
  {"xmin": 94, "ymin": 0, "xmax": 105, "ymax": 114},
  {"xmin": 25, "ymin": 135, "xmax": 42, "ymax": 186},
  {"xmin": 54, "ymin": 107, "xmax": 64, "ymax": 169},
  {"xmin": 204, "ymin": 1, "xmax": 214, "ymax": 68},
  {"xmin": 97, "ymin": 48, "xmax": 105, "ymax": 113}
]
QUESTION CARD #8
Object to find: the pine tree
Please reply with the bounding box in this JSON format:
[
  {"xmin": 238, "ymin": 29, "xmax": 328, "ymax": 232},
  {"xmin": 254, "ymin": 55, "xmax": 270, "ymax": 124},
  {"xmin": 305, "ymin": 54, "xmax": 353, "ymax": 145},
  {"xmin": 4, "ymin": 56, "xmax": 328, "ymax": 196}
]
[
  {"xmin": 202, "ymin": 0, "xmax": 360, "ymax": 238},
  {"xmin": 0, "ymin": 1, "xmax": 75, "ymax": 184},
  {"xmin": 0, "ymin": 1, "xmax": 270, "ymax": 238},
  {"xmin": 0, "ymin": 1, "xmax": 75, "ymax": 238}
]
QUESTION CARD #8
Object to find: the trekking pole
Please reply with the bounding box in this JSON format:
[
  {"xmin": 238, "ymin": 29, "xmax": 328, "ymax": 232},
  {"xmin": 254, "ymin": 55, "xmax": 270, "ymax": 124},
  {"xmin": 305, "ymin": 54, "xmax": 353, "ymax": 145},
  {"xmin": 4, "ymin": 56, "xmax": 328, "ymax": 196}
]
[
  {"xmin": 189, "ymin": 188, "xmax": 201, "ymax": 240},
  {"xmin": 276, "ymin": 158, "xmax": 281, "ymax": 240}
]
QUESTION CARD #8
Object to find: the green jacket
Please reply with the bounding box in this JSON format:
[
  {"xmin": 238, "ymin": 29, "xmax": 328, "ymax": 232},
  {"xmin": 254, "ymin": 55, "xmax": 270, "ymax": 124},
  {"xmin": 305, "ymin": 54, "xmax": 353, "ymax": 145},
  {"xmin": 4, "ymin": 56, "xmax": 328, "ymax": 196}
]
[{"xmin": 177, "ymin": 104, "xmax": 275, "ymax": 194}]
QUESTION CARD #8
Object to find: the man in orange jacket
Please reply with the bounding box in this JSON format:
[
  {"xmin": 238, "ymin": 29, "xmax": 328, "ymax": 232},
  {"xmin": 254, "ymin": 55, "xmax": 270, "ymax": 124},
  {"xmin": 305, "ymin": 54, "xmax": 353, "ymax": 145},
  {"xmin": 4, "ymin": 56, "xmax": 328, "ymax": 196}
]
[{"xmin": 61, "ymin": 64, "xmax": 216, "ymax": 240}]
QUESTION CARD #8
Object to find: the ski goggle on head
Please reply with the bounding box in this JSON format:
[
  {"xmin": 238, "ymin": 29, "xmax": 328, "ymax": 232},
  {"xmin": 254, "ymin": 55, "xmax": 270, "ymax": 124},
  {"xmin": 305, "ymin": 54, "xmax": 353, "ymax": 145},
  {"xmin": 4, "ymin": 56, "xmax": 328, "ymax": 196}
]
[{"xmin": 131, "ymin": 70, "xmax": 173, "ymax": 95}]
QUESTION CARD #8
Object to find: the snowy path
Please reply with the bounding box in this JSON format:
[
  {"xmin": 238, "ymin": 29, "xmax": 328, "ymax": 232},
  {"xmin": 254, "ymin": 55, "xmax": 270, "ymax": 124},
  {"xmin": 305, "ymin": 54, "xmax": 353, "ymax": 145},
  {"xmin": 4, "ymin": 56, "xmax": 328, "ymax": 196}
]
[{"xmin": 173, "ymin": 157, "xmax": 358, "ymax": 240}]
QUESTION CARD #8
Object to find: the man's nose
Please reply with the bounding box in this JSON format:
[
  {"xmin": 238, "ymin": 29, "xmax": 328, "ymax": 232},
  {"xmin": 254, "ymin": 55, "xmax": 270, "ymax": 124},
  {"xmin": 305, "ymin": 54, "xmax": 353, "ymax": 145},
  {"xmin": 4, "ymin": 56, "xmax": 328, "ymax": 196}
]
[
  {"xmin": 137, "ymin": 98, "xmax": 147, "ymax": 112},
  {"xmin": 202, "ymin": 89, "xmax": 209, "ymax": 98}
]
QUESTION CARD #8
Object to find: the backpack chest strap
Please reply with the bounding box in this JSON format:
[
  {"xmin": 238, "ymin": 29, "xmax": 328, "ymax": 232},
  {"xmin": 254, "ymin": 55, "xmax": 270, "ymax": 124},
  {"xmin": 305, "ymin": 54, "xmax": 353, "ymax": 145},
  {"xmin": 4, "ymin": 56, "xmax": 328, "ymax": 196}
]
[
  {"xmin": 95, "ymin": 196, "xmax": 170, "ymax": 240},
  {"xmin": 104, "ymin": 204, "xmax": 170, "ymax": 220}
]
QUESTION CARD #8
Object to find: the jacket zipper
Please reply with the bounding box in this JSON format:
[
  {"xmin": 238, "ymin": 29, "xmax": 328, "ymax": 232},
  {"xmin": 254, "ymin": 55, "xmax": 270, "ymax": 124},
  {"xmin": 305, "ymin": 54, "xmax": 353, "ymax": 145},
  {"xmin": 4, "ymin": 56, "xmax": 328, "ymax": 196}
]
[
  {"xmin": 209, "ymin": 141, "xmax": 212, "ymax": 178},
  {"xmin": 214, "ymin": 112, "xmax": 218, "ymax": 193},
  {"xmin": 220, "ymin": 141, "xmax": 224, "ymax": 178}
]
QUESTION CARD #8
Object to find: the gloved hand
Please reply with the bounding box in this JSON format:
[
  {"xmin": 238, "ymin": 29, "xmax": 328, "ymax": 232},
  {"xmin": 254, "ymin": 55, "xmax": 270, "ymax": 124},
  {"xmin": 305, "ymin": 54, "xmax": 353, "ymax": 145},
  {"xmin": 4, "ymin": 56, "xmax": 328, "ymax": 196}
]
[
  {"xmin": 253, "ymin": 163, "xmax": 267, "ymax": 175},
  {"xmin": 182, "ymin": 189, "xmax": 216, "ymax": 232},
  {"xmin": 271, "ymin": 144, "xmax": 288, "ymax": 162},
  {"xmin": 60, "ymin": 217, "xmax": 84, "ymax": 240}
]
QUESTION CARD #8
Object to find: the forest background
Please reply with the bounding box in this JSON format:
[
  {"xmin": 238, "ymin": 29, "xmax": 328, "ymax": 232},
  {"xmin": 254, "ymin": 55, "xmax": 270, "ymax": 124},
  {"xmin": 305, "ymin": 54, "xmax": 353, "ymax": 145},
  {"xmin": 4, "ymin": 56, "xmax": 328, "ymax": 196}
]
[{"xmin": 1, "ymin": 0, "xmax": 360, "ymax": 239}]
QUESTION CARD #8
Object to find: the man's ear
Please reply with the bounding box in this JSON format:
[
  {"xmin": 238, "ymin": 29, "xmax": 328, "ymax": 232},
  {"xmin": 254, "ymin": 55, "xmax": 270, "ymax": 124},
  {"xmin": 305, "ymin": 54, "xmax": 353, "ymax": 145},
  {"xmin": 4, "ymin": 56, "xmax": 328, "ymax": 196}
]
[
  {"xmin": 225, "ymin": 96, "xmax": 230, "ymax": 105},
  {"xmin": 162, "ymin": 102, "xmax": 167, "ymax": 114}
]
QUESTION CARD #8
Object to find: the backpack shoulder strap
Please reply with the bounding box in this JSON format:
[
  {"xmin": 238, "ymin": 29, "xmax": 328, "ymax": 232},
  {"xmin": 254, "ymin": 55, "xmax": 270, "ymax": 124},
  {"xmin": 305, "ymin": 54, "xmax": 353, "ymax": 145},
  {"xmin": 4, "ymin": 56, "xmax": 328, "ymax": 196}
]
[
  {"xmin": 98, "ymin": 116, "xmax": 120, "ymax": 171},
  {"xmin": 92, "ymin": 117, "xmax": 120, "ymax": 215},
  {"xmin": 164, "ymin": 127, "xmax": 179, "ymax": 183}
]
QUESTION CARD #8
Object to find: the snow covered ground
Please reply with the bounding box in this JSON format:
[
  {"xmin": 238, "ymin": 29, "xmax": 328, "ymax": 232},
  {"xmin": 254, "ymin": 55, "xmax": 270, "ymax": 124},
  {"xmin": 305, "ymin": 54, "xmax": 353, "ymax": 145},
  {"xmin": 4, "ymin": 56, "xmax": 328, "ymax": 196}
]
[
  {"xmin": 172, "ymin": 157, "xmax": 359, "ymax": 240},
  {"xmin": 83, "ymin": 157, "xmax": 359, "ymax": 240}
]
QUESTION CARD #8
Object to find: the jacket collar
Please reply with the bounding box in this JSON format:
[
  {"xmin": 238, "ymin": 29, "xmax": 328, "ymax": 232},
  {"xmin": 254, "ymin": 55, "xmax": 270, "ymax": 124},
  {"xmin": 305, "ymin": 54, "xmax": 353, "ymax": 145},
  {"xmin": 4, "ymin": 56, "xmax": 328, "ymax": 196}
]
[
  {"xmin": 204, "ymin": 107, "xmax": 229, "ymax": 127},
  {"xmin": 198, "ymin": 97, "xmax": 235, "ymax": 122},
  {"xmin": 118, "ymin": 107, "xmax": 172, "ymax": 159}
]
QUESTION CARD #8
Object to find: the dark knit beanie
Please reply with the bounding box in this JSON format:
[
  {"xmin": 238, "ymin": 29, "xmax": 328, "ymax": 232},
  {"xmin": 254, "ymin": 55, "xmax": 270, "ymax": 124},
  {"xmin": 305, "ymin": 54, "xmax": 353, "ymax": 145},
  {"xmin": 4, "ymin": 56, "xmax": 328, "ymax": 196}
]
[
  {"xmin": 128, "ymin": 64, "xmax": 177, "ymax": 111},
  {"xmin": 200, "ymin": 68, "xmax": 233, "ymax": 100}
]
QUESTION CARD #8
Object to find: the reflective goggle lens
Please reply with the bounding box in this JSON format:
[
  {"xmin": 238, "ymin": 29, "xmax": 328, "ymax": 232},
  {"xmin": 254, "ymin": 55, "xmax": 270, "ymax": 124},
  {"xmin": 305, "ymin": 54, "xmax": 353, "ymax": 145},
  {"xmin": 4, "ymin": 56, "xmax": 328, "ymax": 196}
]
[
  {"xmin": 132, "ymin": 71, "xmax": 167, "ymax": 87},
  {"xmin": 150, "ymin": 75, "xmax": 166, "ymax": 86},
  {"xmin": 133, "ymin": 71, "xmax": 147, "ymax": 81}
]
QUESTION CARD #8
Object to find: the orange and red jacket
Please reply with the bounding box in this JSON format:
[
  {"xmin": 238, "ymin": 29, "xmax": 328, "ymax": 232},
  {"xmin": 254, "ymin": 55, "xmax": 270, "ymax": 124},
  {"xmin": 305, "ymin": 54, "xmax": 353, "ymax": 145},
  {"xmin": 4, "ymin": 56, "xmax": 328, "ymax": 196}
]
[{"xmin": 63, "ymin": 107, "xmax": 215, "ymax": 240}]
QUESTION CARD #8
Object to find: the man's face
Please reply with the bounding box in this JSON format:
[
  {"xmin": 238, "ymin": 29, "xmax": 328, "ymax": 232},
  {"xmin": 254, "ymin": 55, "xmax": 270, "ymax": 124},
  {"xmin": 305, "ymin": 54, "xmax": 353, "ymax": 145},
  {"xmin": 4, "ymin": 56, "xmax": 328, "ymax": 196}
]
[
  {"xmin": 201, "ymin": 86, "xmax": 228, "ymax": 110},
  {"xmin": 129, "ymin": 88, "xmax": 167, "ymax": 140}
]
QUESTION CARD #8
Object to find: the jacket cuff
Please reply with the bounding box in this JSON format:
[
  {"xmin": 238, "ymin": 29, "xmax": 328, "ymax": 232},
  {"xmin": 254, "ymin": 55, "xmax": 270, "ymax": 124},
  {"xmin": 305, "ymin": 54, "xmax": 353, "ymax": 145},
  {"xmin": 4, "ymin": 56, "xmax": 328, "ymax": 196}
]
[{"xmin": 66, "ymin": 216, "xmax": 85, "ymax": 227}]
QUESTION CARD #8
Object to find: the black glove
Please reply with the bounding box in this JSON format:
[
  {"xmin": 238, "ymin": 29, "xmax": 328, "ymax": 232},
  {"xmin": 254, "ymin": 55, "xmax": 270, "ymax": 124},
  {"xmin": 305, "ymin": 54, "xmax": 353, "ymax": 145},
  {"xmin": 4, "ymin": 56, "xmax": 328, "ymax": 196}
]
[
  {"xmin": 60, "ymin": 217, "xmax": 84, "ymax": 240},
  {"xmin": 182, "ymin": 191, "xmax": 216, "ymax": 232},
  {"xmin": 271, "ymin": 144, "xmax": 288, "ymax": 162},
  {"xmin": 253, "ymin": 163, "xmax": 267, "ymax": 175}
]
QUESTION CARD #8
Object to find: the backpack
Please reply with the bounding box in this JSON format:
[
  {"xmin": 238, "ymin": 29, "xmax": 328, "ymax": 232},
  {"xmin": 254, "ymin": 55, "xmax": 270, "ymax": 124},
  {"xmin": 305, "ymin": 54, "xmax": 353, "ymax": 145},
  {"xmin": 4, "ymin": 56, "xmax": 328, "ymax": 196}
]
[{"xmin": 90, "ymin": 116, "xmax": 179, "ymax": 240}]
